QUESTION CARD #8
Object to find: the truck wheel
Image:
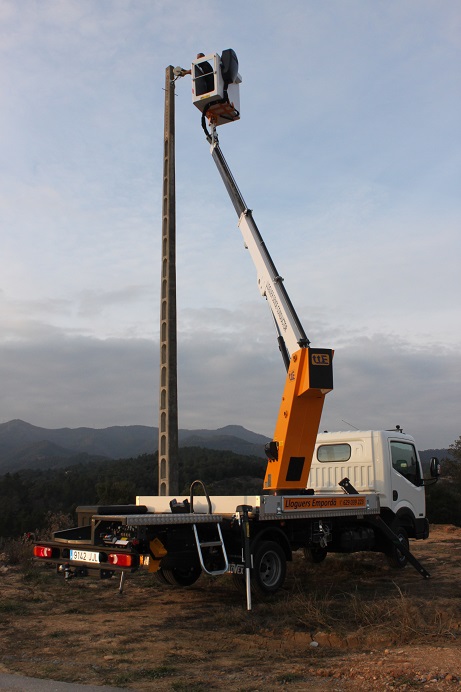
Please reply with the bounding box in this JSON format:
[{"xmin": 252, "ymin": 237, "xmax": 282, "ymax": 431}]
[
  {"xmin": 386, "ymin": 526, "xmax": 409, "ymax": 569},
  {"xmin": 154, "ymin": 568, "xmax": 172, "ymax": 585},
  {"xmin": 252, "ymin": 540, "xmax": 286, "ymax": 597},
  {"xmin": 160, "ymin": 565, "xmax": 202, "ymax": 587},
  {"xmin": 303, "ymin": 546, "xmax": 327, "ymax": 564},
  {"xmin": 231, "ymin": 572, "xmax": 246, "ymax": 593}
]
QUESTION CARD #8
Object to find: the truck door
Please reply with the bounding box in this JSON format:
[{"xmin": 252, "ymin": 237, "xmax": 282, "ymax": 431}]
[{"xmin": 389, "ymin": 439, "xmax": 425, "ymax": 519}]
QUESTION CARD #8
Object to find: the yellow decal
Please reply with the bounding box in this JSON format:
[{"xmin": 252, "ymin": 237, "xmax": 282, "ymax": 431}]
[
  {"xmin": 148, "ymin": 537, "xmax": 167, "ymax": 573},
  {"xmin": 311, "ymin": 353, "xmax": 330, "ymax": 366},
  {"xmin": 150, "ymin": 537, "xmax": 167, "ymax": 556},
  {"xmin": 283, "ymin": 496, "xmax": 367, "ymax": 511}
]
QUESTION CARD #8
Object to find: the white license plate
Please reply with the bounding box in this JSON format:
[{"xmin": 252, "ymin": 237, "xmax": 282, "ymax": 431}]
[{"xmin": 69, "ymin": 549, "xmax": 100, "ymax": 564}]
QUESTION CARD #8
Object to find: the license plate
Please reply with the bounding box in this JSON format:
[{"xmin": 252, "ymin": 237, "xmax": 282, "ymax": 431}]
[{"xmin": 69, "ymin": 549, "xmax": 100, "ymax": 564}]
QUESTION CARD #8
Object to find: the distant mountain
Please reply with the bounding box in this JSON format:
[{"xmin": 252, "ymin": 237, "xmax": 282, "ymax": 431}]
[
  {"xmin": 0, "ymin": 419, "xmax": 156, "ymax": 471},
  {"xmin": 178, "ymin": 425, "xmax": 270, "ymax": 458},
  {"xmin": 0, "ymin": 420, "xmax": 270, "ymax": 474},
  {"xmin": 179, "ymin": 425, "xmax": 269, "ymax": 445},
  {"xmin": 0, "ymin": 420, "xmax": 449, "ymax": 476},
  {"xmin": 2, "ymin": 440, "xmax": 108, "ymax": 473},
  {"xmin": 419, "ymin": 449, "xmax": 451, "ymax": 464},
  {"xmin": 5, "ymin": 439, "xmax": 76, "ymax": 466}
]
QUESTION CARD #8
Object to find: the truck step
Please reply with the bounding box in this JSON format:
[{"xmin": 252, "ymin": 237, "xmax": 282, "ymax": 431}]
[
  {"xmin": 192, "ymin": 522, "xmax": 229, "ymax": 576},
  {"xmin": 198, "ymin": 540, "xmax": 222, "ymax": 548}
]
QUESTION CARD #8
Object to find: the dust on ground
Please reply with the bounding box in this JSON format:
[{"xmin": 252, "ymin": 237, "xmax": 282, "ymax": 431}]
[{"xmin": 1, "ymin": 525, "xmax": 460, "ymax": 691}]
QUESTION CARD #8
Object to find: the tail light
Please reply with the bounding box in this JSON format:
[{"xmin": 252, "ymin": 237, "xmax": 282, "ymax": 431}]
[
  {"xmin": 34, "ymin": 545, "xmax": 53, "ymax": 559},
  {"xmin": 108, "ymin": 553, "xmax": 133, "ymax": 567}
]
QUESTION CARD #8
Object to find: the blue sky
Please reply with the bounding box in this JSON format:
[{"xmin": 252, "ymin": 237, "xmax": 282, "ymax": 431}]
[{"xmin": 0, "ymin": 0, "xmax": 459, "ymax": 449}]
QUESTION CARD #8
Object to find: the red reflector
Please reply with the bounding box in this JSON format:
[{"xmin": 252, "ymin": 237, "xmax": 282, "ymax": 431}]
[
  {"xmin": 108, "ymin": 553, "xmax": 132, "ymax": 567},
  {"xmin": 33, "ymin": 545, "xmax": 53, "ymax": 558}
]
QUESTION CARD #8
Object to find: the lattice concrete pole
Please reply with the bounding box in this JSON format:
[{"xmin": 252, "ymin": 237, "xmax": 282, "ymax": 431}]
[{"xmin": 159, "ymin": 66, "xmax": 179, "ymax": 496}]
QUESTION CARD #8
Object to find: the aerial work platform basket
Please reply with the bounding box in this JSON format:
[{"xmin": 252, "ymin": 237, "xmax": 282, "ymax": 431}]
[{"xmin": 191, "ymin": 49, "xmax": 241, "ymax": 126}]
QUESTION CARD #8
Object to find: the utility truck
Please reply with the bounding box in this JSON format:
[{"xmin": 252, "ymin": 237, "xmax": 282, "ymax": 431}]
[{"xmin": 34, "ymin": 52, "xmax": 439, "ymax": 608}]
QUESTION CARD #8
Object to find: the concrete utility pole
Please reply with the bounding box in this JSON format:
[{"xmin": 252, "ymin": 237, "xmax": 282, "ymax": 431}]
[{"xmin": 158, "ymin": 65, "xmax": 179, "ymax": 496}]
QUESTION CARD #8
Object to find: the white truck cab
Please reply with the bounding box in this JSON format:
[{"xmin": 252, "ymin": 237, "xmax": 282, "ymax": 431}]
[{"xmin": 308, "ymin": 429, "xmax": 428, "ymax": 539}]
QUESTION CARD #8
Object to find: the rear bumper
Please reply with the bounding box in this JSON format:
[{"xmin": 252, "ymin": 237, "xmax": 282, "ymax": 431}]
[{"xmin": 33, "ymin": 541, "xmax": 141, "ymax": 573}]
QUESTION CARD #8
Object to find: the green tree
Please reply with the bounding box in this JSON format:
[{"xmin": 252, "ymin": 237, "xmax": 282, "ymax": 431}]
[
  {"xmin": 444, "ymin": 436, "xmax": 461, "ymax": 482},
  {"xmin": 0, "ymin": 447, "xmax": 265, "ymax": 538},
  {"xmin": 95, "ymin": 479, "xmax": 137, "ymax": 505},
  {"xmin": 426, "ymin": 436, "xmax": 461, "ymax": 526}
]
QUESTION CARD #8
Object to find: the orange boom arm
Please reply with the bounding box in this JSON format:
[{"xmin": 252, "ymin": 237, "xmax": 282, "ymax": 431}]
[{"xmin": 264, "ymin": 348, "xmax": 333, "ymax": 493}]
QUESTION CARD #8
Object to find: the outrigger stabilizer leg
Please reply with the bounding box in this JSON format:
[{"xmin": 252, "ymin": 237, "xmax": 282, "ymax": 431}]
[
  {"xmin": 369, "ymin": 515, "xmax": 431, "ymax": 579},
  {"xmin": 118, "ymin": 571, "xmax": 126, "ymax": 595},
  {"xmin": 339, "ymin": 477, "xmax": 430, "ymax": 579},
  {"xmin": 237, "ymin": 505, "xmax": 253, "ymax": 611}
]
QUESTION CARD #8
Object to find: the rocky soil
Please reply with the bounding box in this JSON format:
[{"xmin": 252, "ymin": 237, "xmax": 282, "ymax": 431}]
[{"xmin": 0, "ymin": 525, "xmax": 460, "ymax": 691}]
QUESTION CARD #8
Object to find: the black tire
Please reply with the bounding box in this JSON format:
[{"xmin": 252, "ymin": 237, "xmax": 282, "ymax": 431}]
[
  {"xmin": 386, "ymin": 526, "xmax": 409, "ymax": 569},
  {"xmin": 160, "ymin": 564, "xmax": 202, "ymax": 587},
  {"xmin": 231, "ymin": 572, "xmax": 246, "ymax": 593},
  {"xmin": 154, "ymin": 568, "xmax": 173, "ymax": 585},
  {"xmin": 303, "ymin": 546, "xmax": 327, "ymax": 564},
  {"xmin": 251, "ymin": 540, "xmax": 286, "ymax": 597}
]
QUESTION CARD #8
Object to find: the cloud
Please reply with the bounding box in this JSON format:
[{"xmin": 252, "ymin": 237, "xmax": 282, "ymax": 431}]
[
  {"xmin": 77, "ymin": 285, "xmax": 155, "ymax": 318},
  {"xmin": 0, "ymin": 332, "xmax": 158, "ymax": 429},
  {"xmin": 323, "ymin": 335, "xmax": 461, "ymax": 449},
  {"xmin": 0, "ymin": 306, "xmax": 458, "ymax": 449},
  {"xmin": 0, "ymin": 0, "xmax": 458, "ymax": 454}
]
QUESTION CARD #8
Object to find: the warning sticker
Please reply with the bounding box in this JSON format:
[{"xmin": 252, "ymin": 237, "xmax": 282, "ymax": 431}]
[{"xmin": 283, "ymin": 496, "xmax": 367, "ymax": 512}]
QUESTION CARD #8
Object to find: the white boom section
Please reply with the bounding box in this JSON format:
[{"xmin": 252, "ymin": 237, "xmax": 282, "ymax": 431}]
[
  {"xmin": 237, "ymin": 210, "xmax": 307, "ymax": 359},
  {"xmin": 208, "ymin": 130, "xmax": 309, "ymax": 365}
]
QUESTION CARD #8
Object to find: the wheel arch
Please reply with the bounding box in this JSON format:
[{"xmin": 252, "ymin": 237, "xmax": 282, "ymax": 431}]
[
  {"xmin": 380, "ymin": 506, "xmax": 417, "ymax": 538},
  {"xmin": 251, "ymin": 527, "xmax": 292, "ymax": 562}
]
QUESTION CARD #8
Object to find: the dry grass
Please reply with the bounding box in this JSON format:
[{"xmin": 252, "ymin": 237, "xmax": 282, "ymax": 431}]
[
  {"xmin": 234, "ymin": 548, "xmax": 461, "ymax": 646},
  {"xmin": 0, "ymin": 527, "xmax": 460, "ymax": 690},
  {"xmin": 1, "ymin": 538, "xmax": 33, "ymax": 566},
  {"xmin": 0, "ymin": 513, "xmax": 74, "ymax": 567}
]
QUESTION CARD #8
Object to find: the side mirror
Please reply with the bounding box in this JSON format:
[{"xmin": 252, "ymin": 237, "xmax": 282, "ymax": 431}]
[{"xmin": 430, "ymin": 457, "xmax": 441, "ymax": 479}]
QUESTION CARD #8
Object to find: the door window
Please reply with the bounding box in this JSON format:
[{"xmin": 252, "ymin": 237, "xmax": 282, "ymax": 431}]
[{"xmin": 390, "ymin": 441, "xmax": 421, "ymax": 486}]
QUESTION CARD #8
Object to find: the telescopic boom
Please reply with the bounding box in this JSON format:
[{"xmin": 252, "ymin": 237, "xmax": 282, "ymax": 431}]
[{"xmin": 186, "ymin": 51, "xmax": 333, "ymax": 492}]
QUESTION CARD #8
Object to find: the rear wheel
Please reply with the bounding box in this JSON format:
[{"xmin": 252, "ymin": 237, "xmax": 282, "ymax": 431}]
[
  {"xmin": 231, "ymin": 572, "xmax": 246, "ymax": 593},
  {"xmin": 156, "ymin": 565, "xmax": 202, "ymax": 587},
  {"xmin": 154, "ymin": 568, "xmax": 172, "ymax": 585},
  {"xmin": 252, "ymin": 540, "xmax": 286, "ymax": 597},
  {"xmin": 303, "ymin": 546, "xmax": 327, "ymax": 564},
  {"xmin": 386, "ymin": 526, "xmax": 409, "ymax": 568}
]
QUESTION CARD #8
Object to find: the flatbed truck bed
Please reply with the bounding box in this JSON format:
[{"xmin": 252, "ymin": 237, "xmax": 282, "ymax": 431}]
[{"xmin": 34, "ymin": 486, "xmax": 430, "ymax": 610}]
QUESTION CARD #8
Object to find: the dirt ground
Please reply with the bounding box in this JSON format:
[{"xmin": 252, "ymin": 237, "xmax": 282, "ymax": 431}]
[{"xmin": 0, "ymin": 525, "xmax": 460, "ymax": 691}]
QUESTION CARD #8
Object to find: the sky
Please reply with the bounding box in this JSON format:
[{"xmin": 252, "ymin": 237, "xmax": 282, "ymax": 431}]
[{"xmin": 0, "ymin": 0, "xmax": 459, "ymax": 449}]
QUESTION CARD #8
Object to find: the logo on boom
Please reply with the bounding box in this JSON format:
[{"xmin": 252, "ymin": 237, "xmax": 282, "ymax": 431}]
[{"xmin": 312, "ymin": 353, "xmax": 330, "ymax": 366}]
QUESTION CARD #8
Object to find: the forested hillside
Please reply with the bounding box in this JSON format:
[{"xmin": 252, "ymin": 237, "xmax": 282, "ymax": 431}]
[
  {"xmin": 0, "ymin": 448, "xmax": 266, "ymax": 538},
  {"xmin": 1, "ymin": 438, "xmax": 459, "ymax": 540},
  {"xmin": 425, "ymin": 436, "xmax": 461, "ymax": 527},
  {"xmin": 0, "ymin": 420, "xmax": 269, "ymax": 473}
]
